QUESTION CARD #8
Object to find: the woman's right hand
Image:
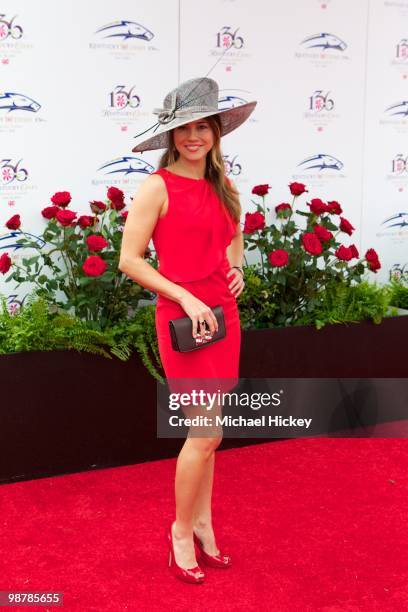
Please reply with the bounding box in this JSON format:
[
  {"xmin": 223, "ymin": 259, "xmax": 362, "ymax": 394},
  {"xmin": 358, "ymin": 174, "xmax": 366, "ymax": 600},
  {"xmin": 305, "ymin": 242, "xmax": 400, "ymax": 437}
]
[{"xmin": 179, "ymin": 293, "xmax": 219, "ymax": 340}]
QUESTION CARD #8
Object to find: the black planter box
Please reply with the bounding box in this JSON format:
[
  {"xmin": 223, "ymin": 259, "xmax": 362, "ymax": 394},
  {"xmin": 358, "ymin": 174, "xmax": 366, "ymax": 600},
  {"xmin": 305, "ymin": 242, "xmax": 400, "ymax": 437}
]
[{"xmin": 1, "ymin": 315, "xmax": 407, "ymax": 484}]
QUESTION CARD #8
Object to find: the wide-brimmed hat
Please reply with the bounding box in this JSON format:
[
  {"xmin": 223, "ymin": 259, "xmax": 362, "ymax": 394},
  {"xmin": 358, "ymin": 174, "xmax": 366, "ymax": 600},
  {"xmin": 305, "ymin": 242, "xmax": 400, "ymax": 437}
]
[{"xmin": 131, "ymin": 76, "xmax": 257, "ymax": 152}]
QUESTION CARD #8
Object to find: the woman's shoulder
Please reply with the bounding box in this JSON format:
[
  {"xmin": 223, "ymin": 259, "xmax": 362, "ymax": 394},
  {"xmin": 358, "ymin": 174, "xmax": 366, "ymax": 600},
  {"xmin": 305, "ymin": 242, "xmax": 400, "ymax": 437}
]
[{"xmin": 131, "ymin": 170, "xmax": 167, "ymax": 205}]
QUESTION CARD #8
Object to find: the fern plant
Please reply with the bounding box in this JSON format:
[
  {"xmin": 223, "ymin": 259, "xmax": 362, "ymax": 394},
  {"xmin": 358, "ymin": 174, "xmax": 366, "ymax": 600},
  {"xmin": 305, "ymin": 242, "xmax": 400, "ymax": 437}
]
[
  {"xmin": 388, "ymin": 276, "xmax": 408, "ymax": 309},
  {"xmin": 292, "ymin": 280, "xmax": 393, "ymax": 329},
  {"xmin": 0, "ymin": 292, "xmax": 165, "ymax": 382},
  {"xmin": 103, "ymin": 305, "xmax": 164, "ymax": 382}
]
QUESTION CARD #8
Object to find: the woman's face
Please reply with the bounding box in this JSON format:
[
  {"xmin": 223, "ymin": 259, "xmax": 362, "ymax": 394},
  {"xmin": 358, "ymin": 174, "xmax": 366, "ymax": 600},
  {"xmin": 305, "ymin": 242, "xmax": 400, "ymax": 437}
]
[{"xmin": 172, "ymin": 119, "xmax": 215, "ymax": 161}]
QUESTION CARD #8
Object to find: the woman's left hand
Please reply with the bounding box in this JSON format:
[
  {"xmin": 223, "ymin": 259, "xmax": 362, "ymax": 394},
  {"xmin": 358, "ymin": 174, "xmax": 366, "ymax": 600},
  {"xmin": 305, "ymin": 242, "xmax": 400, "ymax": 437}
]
[{"xmin": 227, "ymin": 268, "xmax": 245, "ymax": 298}]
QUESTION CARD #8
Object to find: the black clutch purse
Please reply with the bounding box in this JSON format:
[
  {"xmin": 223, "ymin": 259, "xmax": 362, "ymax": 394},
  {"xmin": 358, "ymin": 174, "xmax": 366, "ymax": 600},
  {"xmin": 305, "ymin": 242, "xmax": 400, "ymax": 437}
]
[{"xmin": 169, "ymin": 305, "xmax": 226, "ymax": 352}]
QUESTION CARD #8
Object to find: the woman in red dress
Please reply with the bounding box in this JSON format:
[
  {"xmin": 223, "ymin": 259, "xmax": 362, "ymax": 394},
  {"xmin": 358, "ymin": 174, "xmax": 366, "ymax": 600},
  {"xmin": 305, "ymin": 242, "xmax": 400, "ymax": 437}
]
[{"xmin": 119, "ymin": 77, "xmax": 256, "ymax": 583}]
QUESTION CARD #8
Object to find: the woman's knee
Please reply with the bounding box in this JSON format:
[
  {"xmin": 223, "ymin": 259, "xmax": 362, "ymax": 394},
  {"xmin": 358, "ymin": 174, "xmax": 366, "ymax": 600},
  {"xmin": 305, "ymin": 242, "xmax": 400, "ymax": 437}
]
[{"xmin": 188, "ymin": 434, "xmax": 223, "ymax": 455}]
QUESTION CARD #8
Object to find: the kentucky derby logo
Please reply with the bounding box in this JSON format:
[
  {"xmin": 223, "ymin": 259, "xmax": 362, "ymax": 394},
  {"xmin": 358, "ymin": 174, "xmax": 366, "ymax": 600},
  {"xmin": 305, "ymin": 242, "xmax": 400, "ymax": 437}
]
[
  {"xmin": 300, "ymin": 33, "xmax": 347, "ymax": 51},
  {"xmin": 216, "ymin": 26, "xmax": 244, "ymax": 49},
  {"xmin": 391, "ymin": 154, "xmax": 408, "ymax": 174},
  {"xmin": 296, "ymin": 33, "xmax": 349, "ymax": 64},
  {"xmin": 387, "ymin": 154, "xmax": 408, "ymax": 189},
  {"xmin": 309, "ymin": 90, "xmax": 334, "ymax": 112},
  {"xmin": 223, "ymin": 155, "xmax": 242, "ymax": 177},
  {"xmin": 380, "ymin": 101, "xmax": 408, "ymax": 133},
  {"xmin": 0, "ymin": 231, "xmax": 44, "ymax": 252},
  {"xmin": 297, "ymin": 154, "xmax": 343, "ymax": 172},
  {"xmin": 0, "ymin": 92, "xmax": 41, "ymax": 113},
  {"xmin": 211, "ymin": 26, "xmax": 250, "ymax": 64},
  {"xmin": 293, "ymin": 153, "xmax": 345, "ymax": 185},
  {"xmin": 95, "ymin": 20, "xmax": 154, "ymax": 41},
  {"xmin": 390, "ymin": 262, "xmax": 408, "ymax": 281},
  {"xmin": 304, "ymin": 91, "xmax": 338, "ymax": 129},
  {"xmin": 103, "ymin": 85, "xmax": 147, "ymax": 127},
  {"xmin": 396, "ymin": 39, "xmax": 408, "ymax": 60},
  {"xmin": 0, "ymin": 13, "xmax": 23, "ymax": 40},
  {"xmin": 391, "ymin": 39, "xmax": 408, "ymax": 75},
  {"xmin": 381, "ymin": 212, "xmax": 408, "ymax": 229},
  {"xmin": 0, "ymin": 158, "xmax": 28, "ymax": 184},
  {"xmin": 97, "ymin": 157, "xmax": 154, "ymax": 177},
  {"xmin": 385, "ymin": 101, "xmax": 408, "ymax": 117},
  {"xmin": 109, "ymin": 85, "xmax": 141, "ymax": 110},
  {"xmin": 90, "ymin": 20, "xmax": 157, "ymax": 55}
]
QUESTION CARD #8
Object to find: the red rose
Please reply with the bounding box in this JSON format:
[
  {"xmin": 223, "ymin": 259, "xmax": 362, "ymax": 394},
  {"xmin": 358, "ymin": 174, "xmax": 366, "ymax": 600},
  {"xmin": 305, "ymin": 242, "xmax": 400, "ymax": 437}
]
[
  {"xmin": 349, "ymin": 244, "xmax": 359, "ymax": 258},
  {"xmin": 0, "ymin": 252, "xmax": 12, "ymax": 274},
  {"xmin": 51, "ymin": 191, "xmax": 71, "ymax": 207},
  {"xmin": 107, "ymin": 186, "xmax": 125, "ymax": 203},
  {"xmin": 41, "ymin": 205, "xmax": 60, "ymax": 219},
  {"xmin": 107, "ymin": 186, "xmax": 125, "ymax": 211},
  {"xmin": 268, "ymin": 249, "xmax": 289, "ymax": 267},
  {"xmin": 90, "ymin": 200, "xmax": 107, "ymax": 214},
  {"xmin": 120, "ymin": 211, "xmax": 128, "ymax": 221},
  {"xmin": 307, "ymin": 198, "xmax": 328, "ymax": 215},
  {"xmin": 78, "ymin": 215, "xmax": 96, "ymax": 229},
  {"xmin": 82, "ymin": 255, "xmax": 107, "ymax": 277},
  {"xmin": 86, "ymin": 234, "xmax": 109, "ymax": 252},
  {"xmin": 55, "ymin": 209, "xmax": 77, "ymax": 226},
  {"xmin": 275, "ymin": 203, "xmax": 292, "ymax": 217},
  {"xmin": 302, "ymin": 232, "xmax": 323, "ymax": 255},
  {"xmin": 5, "ymin": 214, "xmax": 21, "ymax": 230},
  {"xmin": 368, "ymin": 259, "xmax": 381, "ymax": 272},
  {"xmin": 335, "ymin": 245, "xmax": 353, "ymax": 261},
  {"xmin": 365, "ymin": 248, "xmax": 381, "ymax": 272},
  {"xmin": 251, "ymin": 184, "xmax": 270, "ymax": 197},
  {"xmin": 243, "ymin": 211, "xmax": 266, "ymax": 234},
  {"xmin": 327, "ymin": 200, "xmax": 343, "ymax": 215},
  {"xmin": 339, "ymin": 217, "xmax": 355, "ymax": 235},
  {"xmin": 145, "ymin": 247, "xmax": 152, "ymax": 258},
  {"xmin": 110, "ymin": 199, "xmax": 126, "ymax": 211},
  {"xmin": 365, "ymin": 248, "xmax": 379, "ymax": 263},
  {"xmin": 313, "ymin": 224, "xmax": 333, "ymax": 243},
  {"xmin": 289, "ymin": 182, "xmax": 308, "ymax": 196}
]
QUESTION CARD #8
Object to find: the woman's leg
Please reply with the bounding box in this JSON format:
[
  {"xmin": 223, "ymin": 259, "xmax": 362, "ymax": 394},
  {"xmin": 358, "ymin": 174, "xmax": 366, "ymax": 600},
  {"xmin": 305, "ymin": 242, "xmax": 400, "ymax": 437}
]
[
  {"xmin": 172, "ymin": 401, "xmax": 222, "ymax": 569},
  {"xmin": 192, "ymin": 450, "xmax": 221, "ymax": 555},
  {"xmin": 191, "ymin": 397, "xmax": 224, "ymax": 554}
]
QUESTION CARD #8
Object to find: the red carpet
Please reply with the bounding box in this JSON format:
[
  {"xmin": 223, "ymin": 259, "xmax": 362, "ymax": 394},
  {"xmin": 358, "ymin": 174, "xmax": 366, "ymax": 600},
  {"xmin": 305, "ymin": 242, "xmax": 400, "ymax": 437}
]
[{"xmin": 1, "ymin": 433, "xmax": 408, "ymax": 611}]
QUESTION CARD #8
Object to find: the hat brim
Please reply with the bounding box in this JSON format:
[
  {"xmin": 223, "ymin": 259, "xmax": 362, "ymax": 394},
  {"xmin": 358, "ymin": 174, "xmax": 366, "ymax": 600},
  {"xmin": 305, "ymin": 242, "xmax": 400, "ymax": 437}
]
[{"xmin": 131, "ymin": 100, "xmax": 257, "ymax": 153}]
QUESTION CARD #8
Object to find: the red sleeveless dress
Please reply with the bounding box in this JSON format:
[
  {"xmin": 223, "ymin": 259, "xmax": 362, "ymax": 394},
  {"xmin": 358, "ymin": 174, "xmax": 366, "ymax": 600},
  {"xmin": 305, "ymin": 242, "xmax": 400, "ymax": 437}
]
[{"xmin": 151, "ymin": 167, "xmax": 241, "ymax": 396}]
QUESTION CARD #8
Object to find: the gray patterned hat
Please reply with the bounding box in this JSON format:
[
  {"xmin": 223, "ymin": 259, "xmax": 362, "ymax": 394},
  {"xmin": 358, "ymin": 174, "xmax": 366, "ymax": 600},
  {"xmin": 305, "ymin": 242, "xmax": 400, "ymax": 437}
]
[{"xmin": 132, "ymin": 76, "xmax": 257, "ymax": 152}]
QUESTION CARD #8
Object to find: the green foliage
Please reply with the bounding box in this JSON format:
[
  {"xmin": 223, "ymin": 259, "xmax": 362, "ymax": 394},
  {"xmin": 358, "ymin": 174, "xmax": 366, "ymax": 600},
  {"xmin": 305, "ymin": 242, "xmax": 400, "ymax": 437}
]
[
  {"xmin": 0, "ymin": 292, "xmax": 111, "ymax": 357},
  {"xmin": 240, "ymin": 184, "xmax": 383, "ymax": 328},
  {"xmin": 0, "ymin": 292, "xmax": 165, "ymax": 382},
  {"xmin": 239, "ymin": 269, "xmax": 393, "ymax": 330},
  {"xmin": 237, "ymin": 268, "xmax": 279, "ymax": 329},
  {"xmin": 292, "ymin": 280, "xmax": 392, "ymax": 329},
  {"xmin": 103, "ymin": 304, "xmax": 164, "ymax": 382},
  {"xmin": 3, "ymin": 192, "xmax": 156, "ymax": 328},
  {"xmin": 388, "ymin": 275, "xmax": 408, "ymax": 309}
]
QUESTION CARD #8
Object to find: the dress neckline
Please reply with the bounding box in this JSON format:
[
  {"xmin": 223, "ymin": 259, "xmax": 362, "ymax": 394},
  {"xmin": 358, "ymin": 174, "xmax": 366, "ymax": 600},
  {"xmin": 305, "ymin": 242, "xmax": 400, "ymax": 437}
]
[{"xmin": 162, "ymin": 167, "xmax": 206, "ymax": 182}]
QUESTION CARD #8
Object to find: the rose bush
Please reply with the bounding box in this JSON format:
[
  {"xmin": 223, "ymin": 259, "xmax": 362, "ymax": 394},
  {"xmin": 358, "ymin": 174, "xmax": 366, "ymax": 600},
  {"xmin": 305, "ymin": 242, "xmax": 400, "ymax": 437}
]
[
  {"xmin": 1, "ymin": 187, "xmax": 155, "ymax": 328},
  {"xmin": 241, "ymin": 181, "xmax": 382, "ymax": 327}
]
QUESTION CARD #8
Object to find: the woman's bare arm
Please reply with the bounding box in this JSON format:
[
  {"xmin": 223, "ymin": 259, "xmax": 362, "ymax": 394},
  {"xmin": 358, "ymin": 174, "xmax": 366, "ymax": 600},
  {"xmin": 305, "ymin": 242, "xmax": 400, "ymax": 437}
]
[{"xmin": 118, "ymin": 174, "xmax": 189, "ymax": 304}]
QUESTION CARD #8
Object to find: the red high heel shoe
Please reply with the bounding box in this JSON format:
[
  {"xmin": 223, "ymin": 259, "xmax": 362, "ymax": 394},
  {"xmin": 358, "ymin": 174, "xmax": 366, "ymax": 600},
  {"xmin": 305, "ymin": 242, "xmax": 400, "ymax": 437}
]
[
  {"xmin": 193, "ymin": 531, "xmax": 232, "ymax": 569},
  {"xmin": 167, "ymin": 523, "xmax": 205, "ymax": 584}
]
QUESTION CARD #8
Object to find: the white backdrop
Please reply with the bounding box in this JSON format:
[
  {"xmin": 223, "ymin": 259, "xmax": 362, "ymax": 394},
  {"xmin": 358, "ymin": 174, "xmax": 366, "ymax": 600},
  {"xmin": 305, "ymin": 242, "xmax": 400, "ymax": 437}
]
[{"xmin": 0, "ymin": 0, "xmax": 407, "ymax": 308}]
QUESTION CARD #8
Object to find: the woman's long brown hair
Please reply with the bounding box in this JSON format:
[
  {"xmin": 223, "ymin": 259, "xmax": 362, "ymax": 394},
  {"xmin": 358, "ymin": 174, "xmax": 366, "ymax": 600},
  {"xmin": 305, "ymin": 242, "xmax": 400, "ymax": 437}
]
[{"xmin": 156, "ymin": 114, "xmax": 241, "ymax": 224}]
